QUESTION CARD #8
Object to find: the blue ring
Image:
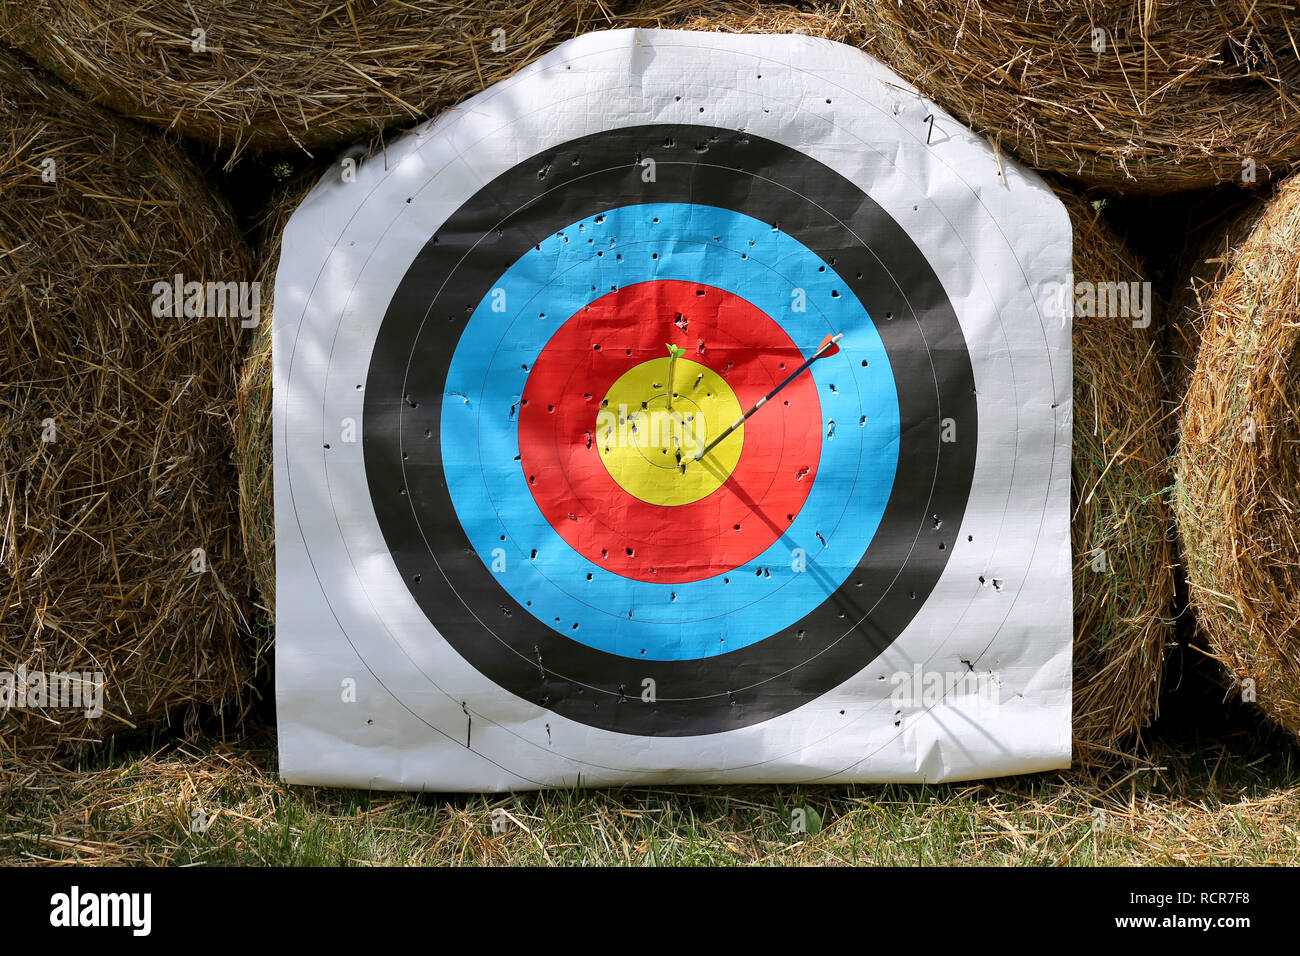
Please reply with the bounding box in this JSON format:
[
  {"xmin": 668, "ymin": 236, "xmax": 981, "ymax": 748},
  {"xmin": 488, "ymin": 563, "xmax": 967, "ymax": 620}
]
[{"xmin": 443, "ymin": 203, "xmax": 900, "ymax": 660}]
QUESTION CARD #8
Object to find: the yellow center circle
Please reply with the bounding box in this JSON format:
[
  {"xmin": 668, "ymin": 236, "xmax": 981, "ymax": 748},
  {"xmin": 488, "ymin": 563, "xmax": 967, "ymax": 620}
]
[{"xmin": 595, "ymin": 357, "xmax": 744, "ymax": 506}]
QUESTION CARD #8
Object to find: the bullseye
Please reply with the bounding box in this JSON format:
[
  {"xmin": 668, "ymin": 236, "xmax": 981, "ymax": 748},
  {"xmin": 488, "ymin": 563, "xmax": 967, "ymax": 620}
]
[{"xmin": 597, "ymin": 357, "xmax": 743, "ymax": 506}]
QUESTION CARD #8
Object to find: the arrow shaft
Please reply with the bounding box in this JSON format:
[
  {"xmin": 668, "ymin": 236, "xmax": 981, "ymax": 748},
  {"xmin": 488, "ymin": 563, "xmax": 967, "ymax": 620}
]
[{"xmin": 695, "ymin": 337, "xmax": 837, "ymax": 461}]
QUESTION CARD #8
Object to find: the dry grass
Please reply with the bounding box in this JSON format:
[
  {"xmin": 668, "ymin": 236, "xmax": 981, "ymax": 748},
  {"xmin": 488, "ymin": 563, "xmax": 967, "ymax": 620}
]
[
  {"xmin": 0, "ymin": 49, "xmax": 255, "ymax": 762},
  {"xmin": 0, "ymin": 1, "xmax": 622, "ymax": 159},
  {"xmin": 2, "ymin": 729, "xmax": 1297, "ymax": 864},
  {"xmin": 853, "ymin": 0, "xmax": 1300, "ymax": 192},
  {"xmin": 1175, "ymin": 173, "xmax": 1300, "ymax": 740},
  {"xmin": 1064, "ymin": 190, "xmax": 1176, "ymax": 762}
]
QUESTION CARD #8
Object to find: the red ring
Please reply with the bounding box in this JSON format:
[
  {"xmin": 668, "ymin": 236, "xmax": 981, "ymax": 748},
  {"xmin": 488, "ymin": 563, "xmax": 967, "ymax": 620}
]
[{"xmin": 518, "ymin": 280, "xmax": 821, "ymax": 583}]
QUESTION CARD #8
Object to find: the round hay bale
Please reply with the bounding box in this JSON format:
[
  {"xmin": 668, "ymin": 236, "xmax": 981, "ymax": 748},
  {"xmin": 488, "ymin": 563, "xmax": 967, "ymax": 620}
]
[
  {"xmin": 1175, "ymin": 173, "xmax": 1300, "ymax": 739},
  {"xmin": 1064, "ymin": 191, "xmax": 1175, "ymax": 760},
  {"xmin": 0, "ymin": 2, "xmax": 618, "ymax": 157},
  {"xmin": 239, "ymin": 164, "xmax": 1172, "ymax": 761},
  {"xmin": 853, "ymin": 0, "xmax": 1300, "ymax": 192},
  {"xmin": 0, "ymin": 50, "xmax": 253, "ymax": 760}
]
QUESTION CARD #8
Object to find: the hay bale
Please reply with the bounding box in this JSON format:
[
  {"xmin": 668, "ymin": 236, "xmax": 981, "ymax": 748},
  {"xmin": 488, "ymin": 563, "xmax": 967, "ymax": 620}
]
[
  {"xmin": 853, "ymin": 0, "xmax": 1300, "ymax": 192},
  {"xmin": 0, "ymin": 49, "xmax": 253, "ymax": 760},
  {"xmin": 1064, "ymin": 191, "xmax": 1175, "ymax": 760},
  {"xmin": 0, "ymin": 2, "xmax": 619, "ymax": 157},
  {"xmin": 1175, "ymin": 173, "xmax": 1300, "ymax": 739}
]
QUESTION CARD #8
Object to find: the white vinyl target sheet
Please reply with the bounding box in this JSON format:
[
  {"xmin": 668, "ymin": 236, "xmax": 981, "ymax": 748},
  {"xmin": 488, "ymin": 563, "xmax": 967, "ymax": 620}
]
[{"xmin": 274, "ymin": 29, "xmax": 1074, "ymax": 791}]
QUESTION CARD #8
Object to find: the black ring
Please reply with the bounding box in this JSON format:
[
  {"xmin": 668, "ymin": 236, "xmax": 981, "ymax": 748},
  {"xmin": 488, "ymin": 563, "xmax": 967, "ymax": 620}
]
[{"xmin": 364, "ymin": 124, "xmax": 977, "ymax": 736}]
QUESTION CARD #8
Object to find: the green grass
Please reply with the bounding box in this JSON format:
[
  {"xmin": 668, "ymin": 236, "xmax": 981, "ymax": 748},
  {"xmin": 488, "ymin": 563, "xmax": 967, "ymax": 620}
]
[{"xmin": 3, "ymin": 724, "xmax": 1299, "ymax": 865}]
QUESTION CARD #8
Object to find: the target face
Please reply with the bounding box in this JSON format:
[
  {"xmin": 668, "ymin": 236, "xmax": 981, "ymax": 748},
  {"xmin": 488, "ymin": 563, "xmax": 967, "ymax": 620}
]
[
  {"xmin": 275, "ymin": 30, "xmax": 1073, "ymax": 790},
  {"xmin": 364, "ymin": 126, "xmax": 976, "ymax": 736}
]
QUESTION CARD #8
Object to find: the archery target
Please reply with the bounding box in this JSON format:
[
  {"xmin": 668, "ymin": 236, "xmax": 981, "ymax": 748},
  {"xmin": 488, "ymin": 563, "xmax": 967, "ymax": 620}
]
[{"xmin": 275, "ymin": 29, "xmax": 1074, "ymax": 791}]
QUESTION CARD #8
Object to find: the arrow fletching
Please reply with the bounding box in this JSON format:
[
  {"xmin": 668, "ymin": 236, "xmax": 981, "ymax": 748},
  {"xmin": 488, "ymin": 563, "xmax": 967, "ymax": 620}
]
[{"xmin": 816, "ymin": 333, "xmax": 842, "ymax": 358}]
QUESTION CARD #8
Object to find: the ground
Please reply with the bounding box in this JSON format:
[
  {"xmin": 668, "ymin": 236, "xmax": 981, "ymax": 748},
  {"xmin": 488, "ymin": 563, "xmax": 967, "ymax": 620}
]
[{"xmin": 3, "ymin": 719, "xmax": 1298, "ymax": 865}]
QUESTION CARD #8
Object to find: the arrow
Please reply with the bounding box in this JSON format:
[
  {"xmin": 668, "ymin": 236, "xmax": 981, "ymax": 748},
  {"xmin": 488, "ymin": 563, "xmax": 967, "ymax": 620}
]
[
  {"xmin": 665, "ymin": 342, "xmax": 684, "ymax": 411},
  {"xmin": 694, "ymin": 333, "xmax": 842, "ymax": 461}
]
